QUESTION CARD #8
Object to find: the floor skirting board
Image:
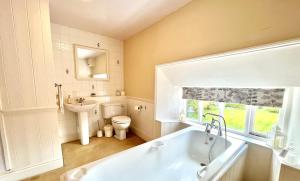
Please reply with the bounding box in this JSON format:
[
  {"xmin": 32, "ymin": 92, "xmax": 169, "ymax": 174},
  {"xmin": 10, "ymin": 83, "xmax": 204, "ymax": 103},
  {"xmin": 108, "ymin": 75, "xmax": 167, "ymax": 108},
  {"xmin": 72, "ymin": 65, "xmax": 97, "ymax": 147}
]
[
  {"xmin": 0, "ymin": 159, "xmax": 63, "ymax": 181},
  {"xmin": 130, "ymin": 126, "xmax": 153, "ymax": 141}
]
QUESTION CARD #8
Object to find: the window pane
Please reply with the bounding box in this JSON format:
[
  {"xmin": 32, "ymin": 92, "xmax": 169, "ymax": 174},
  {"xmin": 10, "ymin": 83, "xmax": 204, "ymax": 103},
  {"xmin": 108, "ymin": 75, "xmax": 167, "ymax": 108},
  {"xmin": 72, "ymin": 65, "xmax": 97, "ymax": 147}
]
[
  {"xmin": 203, "ymin": 101, "xmax": 219, "ymax": 123},
  {"xmin": 186, "ymin": 100, "xmax": 198, "ymax": 120},
  {"xmin": 253, "ymin": 107, "xmax": 279, "ymax": 134},
  {"xmin": 224, "ymin": 103, "xmax": 246, "ymax": 132}
]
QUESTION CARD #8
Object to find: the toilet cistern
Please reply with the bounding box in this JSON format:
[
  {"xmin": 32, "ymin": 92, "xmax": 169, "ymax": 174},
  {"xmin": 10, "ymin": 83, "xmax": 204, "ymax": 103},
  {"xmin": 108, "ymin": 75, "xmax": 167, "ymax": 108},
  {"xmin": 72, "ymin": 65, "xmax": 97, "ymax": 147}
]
[{"xmin": 64, "ymin": 99, "xmax": 97, "ymax": 145}]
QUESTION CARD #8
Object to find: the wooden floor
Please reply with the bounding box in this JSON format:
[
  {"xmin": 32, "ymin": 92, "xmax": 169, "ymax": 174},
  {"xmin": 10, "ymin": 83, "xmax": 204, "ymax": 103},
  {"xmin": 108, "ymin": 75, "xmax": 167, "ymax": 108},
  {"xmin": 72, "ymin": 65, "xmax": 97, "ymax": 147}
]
[{"xmin": 23, "ymin": 133, "xmax": 144, "ymax": 181}]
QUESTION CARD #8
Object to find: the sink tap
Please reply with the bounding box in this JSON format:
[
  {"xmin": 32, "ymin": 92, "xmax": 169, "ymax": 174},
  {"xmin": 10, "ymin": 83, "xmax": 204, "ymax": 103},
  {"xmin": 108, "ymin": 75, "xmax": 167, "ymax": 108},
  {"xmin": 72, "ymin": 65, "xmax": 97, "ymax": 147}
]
[{"xmin": 76, "ymin": 97, "xmax": 85, "ymax": 104}]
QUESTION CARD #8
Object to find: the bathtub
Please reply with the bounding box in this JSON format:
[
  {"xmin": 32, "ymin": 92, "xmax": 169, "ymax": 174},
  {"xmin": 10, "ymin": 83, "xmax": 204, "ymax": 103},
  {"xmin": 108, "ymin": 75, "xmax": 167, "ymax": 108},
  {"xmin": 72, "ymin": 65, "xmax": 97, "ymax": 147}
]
[{"xmin": 62, "ymin": 126, "xmax": 247, "ymax": 181}]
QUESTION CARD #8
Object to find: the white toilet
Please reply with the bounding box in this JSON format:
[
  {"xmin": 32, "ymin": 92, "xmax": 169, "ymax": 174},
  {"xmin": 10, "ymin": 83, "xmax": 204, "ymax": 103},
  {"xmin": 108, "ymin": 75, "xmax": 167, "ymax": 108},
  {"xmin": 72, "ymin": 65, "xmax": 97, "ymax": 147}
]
[{"xmin": 101, "ymin": 102, "xmax": 131, "ymax": 140}]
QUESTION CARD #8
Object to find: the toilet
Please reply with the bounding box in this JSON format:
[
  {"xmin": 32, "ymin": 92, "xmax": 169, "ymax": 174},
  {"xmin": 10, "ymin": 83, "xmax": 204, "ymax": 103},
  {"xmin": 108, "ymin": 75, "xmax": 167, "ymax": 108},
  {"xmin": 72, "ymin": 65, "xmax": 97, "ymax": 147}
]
[{"xmin": 101, "ymin": 102, "xmax": 131, "ymax": 140}]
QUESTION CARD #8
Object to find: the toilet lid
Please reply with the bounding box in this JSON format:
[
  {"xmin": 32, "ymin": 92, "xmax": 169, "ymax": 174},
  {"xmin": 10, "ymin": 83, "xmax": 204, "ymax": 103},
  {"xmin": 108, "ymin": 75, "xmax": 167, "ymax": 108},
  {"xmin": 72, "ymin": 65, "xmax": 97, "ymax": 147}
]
[{"xmin": 112, "ymin": 116, "xmax": 131, "ymax": 124}]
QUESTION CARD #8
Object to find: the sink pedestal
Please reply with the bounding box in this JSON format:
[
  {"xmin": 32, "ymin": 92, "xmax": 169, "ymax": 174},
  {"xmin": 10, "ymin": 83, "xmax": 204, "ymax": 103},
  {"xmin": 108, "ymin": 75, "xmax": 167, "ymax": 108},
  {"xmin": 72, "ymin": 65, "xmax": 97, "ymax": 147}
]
[{"xmin": 78, "ymin": 112, "xmax": 89, "ymax": 145}]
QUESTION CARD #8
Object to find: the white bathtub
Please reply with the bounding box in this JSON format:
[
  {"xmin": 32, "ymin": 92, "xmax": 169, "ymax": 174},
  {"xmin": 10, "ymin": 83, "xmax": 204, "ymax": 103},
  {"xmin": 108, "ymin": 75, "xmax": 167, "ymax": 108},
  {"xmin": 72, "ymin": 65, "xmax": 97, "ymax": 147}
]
[{"xmin": 62, "ymin": 126, "xmax": 247, "ymax": 181}]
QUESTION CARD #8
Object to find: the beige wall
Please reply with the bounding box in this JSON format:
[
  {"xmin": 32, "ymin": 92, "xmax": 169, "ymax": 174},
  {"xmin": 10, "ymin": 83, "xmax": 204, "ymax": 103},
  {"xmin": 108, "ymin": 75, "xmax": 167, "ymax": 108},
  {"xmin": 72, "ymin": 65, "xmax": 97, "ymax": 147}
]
[{"xmin": 124, "ymin": 0, "xmax": 300, "ymax": 100}]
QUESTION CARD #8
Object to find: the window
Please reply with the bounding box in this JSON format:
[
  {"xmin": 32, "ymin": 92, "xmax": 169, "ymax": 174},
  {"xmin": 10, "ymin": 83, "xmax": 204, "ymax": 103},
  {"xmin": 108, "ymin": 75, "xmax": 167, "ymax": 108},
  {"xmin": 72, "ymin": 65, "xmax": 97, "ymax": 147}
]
[
  {"xmin": 252, "ymin": 106, "xmax": 280, "ymax": 135},
  {"xmin": 224, "ymin": 103, "xmax": 247, "ymax": 132},
  {"xmin": 185, "ymin": 100, "xmax": 281, "ymax": 138},
  {"xmin": 186, "ymin": 100, "xmax": 199, "ymax": 120},
  {"xmin": 202, "ymin": 101, "xmax": 220, "ymax": 123}
]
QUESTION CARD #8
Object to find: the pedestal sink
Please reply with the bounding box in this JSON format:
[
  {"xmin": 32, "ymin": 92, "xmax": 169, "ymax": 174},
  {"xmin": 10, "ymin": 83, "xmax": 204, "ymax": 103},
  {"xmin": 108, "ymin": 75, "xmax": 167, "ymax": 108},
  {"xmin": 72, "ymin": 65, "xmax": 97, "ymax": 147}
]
[{"xmin": 64, "ymin": 100, "xmax": 97, "ymax": 145}]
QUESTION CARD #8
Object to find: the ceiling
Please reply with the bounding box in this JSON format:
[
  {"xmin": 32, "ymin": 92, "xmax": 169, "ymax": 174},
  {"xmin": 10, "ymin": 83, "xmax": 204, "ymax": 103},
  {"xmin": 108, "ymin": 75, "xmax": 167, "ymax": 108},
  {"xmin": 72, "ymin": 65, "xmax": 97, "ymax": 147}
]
[{"xmin": 49, "ymin": 0, "xmax": 192, "ymax": 40}]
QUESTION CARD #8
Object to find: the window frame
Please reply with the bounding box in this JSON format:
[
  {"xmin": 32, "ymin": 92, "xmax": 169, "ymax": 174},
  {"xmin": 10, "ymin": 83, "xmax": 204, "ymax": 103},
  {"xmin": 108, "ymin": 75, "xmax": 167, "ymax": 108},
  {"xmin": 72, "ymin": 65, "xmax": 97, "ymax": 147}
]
[{"xmin": 184, "ymin": 99, "xmax": 284, "ymax": 139}]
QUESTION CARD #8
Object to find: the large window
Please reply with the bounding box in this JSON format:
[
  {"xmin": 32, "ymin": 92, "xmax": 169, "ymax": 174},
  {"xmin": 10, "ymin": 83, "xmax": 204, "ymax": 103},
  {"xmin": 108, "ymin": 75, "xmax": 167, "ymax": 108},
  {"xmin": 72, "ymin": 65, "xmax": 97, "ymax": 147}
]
[{"xmin": 185, "ymin": 100, "xmax": 281, "ymax": 138}]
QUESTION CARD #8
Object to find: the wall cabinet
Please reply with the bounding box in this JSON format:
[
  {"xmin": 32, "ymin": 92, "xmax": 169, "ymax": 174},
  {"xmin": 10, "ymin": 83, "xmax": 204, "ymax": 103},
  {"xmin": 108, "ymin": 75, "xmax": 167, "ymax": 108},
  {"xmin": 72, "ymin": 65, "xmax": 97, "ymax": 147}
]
[{"xmin": 0, "ymin": 0, "xmax": 62, "ymax": 180}]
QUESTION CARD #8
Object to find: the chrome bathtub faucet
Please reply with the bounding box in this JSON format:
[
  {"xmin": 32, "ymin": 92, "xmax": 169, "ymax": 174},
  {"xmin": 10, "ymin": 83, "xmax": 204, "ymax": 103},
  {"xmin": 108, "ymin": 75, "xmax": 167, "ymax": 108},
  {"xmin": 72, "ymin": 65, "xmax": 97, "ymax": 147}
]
[
  {"xmin": 202, "ymin": 113, "xmax": 228, "ymax": 149},
  {"xmin": 204, "ymin": 118, "xmax": 222, "ymax": 136}
]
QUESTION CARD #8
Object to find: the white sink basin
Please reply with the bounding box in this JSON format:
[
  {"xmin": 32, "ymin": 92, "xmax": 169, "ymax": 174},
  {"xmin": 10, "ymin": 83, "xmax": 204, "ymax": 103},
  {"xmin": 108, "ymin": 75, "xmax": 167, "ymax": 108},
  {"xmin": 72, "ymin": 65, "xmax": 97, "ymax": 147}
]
[
  {"xmin": 64, "ymin": 100, "xmax": 97, "ymax": 145},
  {"xmin": 64, "ymin": 100, "xmax": 97, "ymax": 112}
]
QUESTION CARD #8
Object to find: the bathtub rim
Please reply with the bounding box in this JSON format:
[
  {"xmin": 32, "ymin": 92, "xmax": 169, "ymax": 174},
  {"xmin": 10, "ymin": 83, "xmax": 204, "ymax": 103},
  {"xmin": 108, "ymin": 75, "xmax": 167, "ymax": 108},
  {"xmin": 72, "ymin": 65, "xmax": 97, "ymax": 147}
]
[{"xmin": 61, "ymin": 126, "xmax": 246, "ymax": 181}]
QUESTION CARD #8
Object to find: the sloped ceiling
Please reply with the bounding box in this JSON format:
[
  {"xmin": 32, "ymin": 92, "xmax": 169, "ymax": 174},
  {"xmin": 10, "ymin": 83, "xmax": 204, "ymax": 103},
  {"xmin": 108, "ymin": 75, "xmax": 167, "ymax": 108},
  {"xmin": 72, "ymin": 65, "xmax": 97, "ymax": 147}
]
[{"xmin": 50, "ymin": 0, "xmax": 192, "ymax": 40}]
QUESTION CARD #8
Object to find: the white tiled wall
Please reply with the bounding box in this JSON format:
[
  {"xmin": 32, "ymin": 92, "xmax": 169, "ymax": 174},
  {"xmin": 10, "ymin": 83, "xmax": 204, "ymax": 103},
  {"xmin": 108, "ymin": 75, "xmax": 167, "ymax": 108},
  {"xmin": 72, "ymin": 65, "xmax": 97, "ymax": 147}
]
[
  {"xmin": 51, "ymin": 23, "xmax": 123, "ymax": 97},
  {"xmin": 51, "ymin": 23, "xmax": 124, "ymax": 143},
  {"xmin": 51, "ymin": 24, "xmax": 187, "ymax": 143}
]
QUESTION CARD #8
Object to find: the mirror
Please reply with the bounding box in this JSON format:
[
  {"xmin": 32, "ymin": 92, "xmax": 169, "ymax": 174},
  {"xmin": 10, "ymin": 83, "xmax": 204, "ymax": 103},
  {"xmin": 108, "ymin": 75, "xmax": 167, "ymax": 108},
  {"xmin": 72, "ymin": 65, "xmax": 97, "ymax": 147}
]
[{"xmin": 74, "ymin": 45, "xmax": 109, "ymax": 80}]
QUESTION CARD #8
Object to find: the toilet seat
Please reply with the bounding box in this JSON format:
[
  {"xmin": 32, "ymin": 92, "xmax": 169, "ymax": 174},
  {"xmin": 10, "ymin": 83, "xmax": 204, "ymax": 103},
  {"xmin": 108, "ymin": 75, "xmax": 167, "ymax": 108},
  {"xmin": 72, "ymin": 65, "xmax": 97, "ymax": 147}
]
[{"xmin": 112, "ymin": 116, "xmax": 131, "ymax": 124}]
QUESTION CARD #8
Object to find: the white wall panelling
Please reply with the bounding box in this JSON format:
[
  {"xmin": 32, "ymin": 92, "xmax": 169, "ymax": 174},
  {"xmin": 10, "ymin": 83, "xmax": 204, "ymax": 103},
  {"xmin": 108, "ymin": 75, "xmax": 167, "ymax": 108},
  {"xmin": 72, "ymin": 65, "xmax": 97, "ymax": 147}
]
[
  {"xmin": 219, "ymin": 145, "xmax": 247, "ymax": 181},
  {"xmin": 127, "ymin": 97, "xmax": 160, "ymax": 141},
  {"xmin": 279, "ymin": 165, "xmax": 300, "ymax": 181},
  {"xmin": 127, "ymin": 96, "xmax": 188, "ymax": 141},
  {"xmin": 0, "ymin": 0, "xmax": 56, "ymax": 110},
  {"xmin": 270, "ymin": 152, "xmax": 282, "ymax": 181},
  {"xmin": 51, "ymin": 24, "xmax": 124, "ymax": 143},
  {"xmin": 0, "ymin": 114, "xmax": 11, "ymax": 173},
  {"xmin": 0, "ymin": 0, "xmax": 62, "ymax": 180},
  {"xmin": 244, "ymin": 143, "xmax": 272, "ymax": 181},
  {"xmin": 2, "ymin": 110, "xmax": 61, "ymax": 170},
  {"xmin": 269, "ymin": 150, "xmax": 300, "ymax": 181}
]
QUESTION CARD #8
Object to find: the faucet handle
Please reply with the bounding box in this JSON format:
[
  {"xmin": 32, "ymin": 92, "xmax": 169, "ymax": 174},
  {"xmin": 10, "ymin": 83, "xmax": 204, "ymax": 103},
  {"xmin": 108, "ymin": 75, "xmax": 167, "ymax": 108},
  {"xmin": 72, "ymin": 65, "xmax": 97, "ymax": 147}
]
[{"xmin": 76, "ymin": 97, "xmax": 85, "ymax": 103}]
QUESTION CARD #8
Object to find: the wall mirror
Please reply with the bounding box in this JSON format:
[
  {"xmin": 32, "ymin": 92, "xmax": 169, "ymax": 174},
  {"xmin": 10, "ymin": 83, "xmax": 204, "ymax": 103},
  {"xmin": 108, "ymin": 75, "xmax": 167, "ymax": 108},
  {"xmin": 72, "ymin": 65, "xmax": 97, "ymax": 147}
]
[{"xmin": 74, "ymin": 45, "xmax": 109, "ymax": 80}]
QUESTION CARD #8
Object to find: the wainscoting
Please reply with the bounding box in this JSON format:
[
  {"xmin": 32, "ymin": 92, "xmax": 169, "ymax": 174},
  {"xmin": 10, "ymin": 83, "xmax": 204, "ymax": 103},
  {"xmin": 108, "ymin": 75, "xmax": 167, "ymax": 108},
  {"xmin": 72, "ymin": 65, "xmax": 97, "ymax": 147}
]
[
  {"xmin": 0, "ymin": 0, "xmax": 62, "ymax": 180},
  {"xmin": 127, "ymin": 97, "xmax": 159, "ymax": 141},
  {"xmin": 219, "ymin": 145, "xmax": 247, "ymax": 181}
]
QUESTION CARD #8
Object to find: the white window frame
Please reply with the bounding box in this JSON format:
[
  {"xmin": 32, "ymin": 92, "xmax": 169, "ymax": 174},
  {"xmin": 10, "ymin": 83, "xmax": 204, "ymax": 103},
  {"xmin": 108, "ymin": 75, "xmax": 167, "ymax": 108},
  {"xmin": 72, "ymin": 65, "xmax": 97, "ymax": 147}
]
[{"xmin": 185, "ymin": 99, "xmax": 284, "ymax": 139}]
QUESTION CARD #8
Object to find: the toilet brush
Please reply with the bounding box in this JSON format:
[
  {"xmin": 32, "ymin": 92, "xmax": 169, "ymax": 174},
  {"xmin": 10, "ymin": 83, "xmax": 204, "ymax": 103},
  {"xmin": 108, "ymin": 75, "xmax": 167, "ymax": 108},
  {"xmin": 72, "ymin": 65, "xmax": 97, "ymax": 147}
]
[{"xmin": 96, "ymin": 118, "xmax": 103, "ymax": 137}]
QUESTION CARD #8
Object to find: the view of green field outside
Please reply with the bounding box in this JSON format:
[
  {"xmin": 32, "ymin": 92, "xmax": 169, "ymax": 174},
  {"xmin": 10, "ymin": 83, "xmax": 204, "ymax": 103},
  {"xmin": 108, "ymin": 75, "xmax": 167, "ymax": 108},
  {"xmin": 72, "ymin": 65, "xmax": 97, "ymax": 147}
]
[
  {"xmin": 186, "ymin": 100, "xmax": 199, "ymax": 119},
  {"xmin": 203, "ymin": 102, "xmax": 219, "ymax": 123},
  {"xmin": 223, "ymin": 103, "xmax": 246, "ymax": 131},
  {"xmin": 254, "ymin": 107, "xmax": 279, "ymax": 133},
  {"xmin": 186, "ymin": 100, "xmax": 279, "ymax": 134}
]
